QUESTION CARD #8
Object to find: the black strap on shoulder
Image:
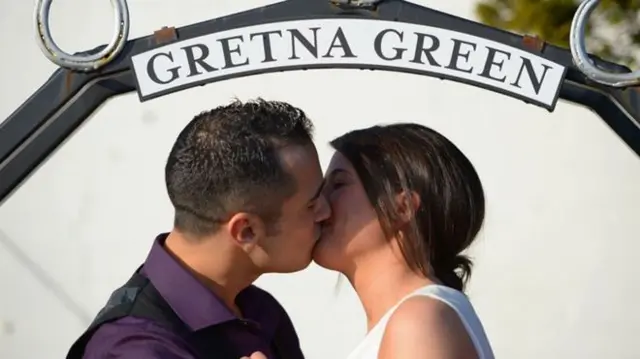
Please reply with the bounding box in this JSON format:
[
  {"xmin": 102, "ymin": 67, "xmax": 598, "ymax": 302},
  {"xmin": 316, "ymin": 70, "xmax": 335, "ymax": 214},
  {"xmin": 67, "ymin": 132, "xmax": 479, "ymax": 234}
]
[
  {"xmin": 271, "ymin": 324, "xmax": 296, "ymax": 359},
  {"xmin": 66, "ymin": 271, "xmax": 189, "ymax": 359},
  {"xmin": 66, "ymin": 270, "xmax": 294, "ymax": 359}
]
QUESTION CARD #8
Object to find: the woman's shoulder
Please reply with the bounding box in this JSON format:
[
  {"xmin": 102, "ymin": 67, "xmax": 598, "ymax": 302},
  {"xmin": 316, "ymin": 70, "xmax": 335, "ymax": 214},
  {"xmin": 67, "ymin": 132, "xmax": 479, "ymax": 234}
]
[
  {"xmin": 377, "ymin": 287, "xmax": 480, "ymax": 359},
  {"xmin": 389, "ymin": 291, "xmax": 467, "ymax": 333}
]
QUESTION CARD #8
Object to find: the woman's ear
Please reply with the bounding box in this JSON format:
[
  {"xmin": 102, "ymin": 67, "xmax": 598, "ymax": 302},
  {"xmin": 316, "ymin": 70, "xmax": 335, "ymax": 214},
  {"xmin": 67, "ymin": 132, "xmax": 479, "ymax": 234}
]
[{"xmin": 395, "ymin": 190, "xmax": 421, "ymax": 226}]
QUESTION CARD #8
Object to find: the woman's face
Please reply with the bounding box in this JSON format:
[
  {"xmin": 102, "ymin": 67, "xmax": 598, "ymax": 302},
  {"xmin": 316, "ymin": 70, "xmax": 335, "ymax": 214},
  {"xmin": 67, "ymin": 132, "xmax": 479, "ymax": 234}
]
[{"xmin": 313, "ymin": 152, "xmax": 387, "ymax": 272}]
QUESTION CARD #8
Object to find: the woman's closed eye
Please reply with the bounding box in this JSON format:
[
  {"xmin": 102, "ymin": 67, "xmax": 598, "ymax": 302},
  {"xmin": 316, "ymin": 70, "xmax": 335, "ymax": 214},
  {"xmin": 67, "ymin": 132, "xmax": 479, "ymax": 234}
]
[
  {"xmin": 325, "ymin": 168, "xmax": 350, "ymax": 193},
  {"xmin": 326, "ymin": 181, "xmax": 349, "ymax": 198},
  {"xmin": 332, "ymin": 181, "xmax": 345, "ymax": 189}
]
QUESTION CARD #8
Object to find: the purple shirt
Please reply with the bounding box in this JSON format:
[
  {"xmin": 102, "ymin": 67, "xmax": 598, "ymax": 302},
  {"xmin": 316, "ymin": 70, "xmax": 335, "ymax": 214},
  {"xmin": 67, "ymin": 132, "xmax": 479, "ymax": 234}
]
[{"xmin": 83, "ymin": 235, "xmax": 304, "ymax": 359}]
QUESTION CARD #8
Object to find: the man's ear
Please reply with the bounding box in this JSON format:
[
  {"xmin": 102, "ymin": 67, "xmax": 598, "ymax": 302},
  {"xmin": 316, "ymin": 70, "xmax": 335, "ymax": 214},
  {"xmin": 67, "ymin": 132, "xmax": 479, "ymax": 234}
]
[
  {"xmin": 226, "ymin": 212, "xmax": 267, "ymax": 252},
  {"xmin": 395, "ymin": 190, "xmax": 421, "ymax": 226}
]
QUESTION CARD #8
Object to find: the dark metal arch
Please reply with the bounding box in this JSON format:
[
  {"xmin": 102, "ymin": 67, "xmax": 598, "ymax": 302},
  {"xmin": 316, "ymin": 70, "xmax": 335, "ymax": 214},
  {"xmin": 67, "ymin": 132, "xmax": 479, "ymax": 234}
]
[{"xmin": 1, "ymin": 0, "xmax": 639, "ymax": 204}]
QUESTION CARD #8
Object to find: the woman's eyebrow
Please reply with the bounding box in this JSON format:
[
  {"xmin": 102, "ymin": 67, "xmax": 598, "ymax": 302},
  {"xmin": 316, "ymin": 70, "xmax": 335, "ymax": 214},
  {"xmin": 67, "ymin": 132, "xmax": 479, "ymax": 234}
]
[{"xmin": 325, "ymin": 168, "xmax": 348, "ymax": 179}]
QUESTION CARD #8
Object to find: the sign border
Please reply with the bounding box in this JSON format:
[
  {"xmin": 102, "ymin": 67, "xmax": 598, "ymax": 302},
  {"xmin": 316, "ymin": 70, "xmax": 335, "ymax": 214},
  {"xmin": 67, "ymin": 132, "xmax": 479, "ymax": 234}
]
[{"xmin": 129, "ymin": 17, "xmax": 568, "ymax": 111}]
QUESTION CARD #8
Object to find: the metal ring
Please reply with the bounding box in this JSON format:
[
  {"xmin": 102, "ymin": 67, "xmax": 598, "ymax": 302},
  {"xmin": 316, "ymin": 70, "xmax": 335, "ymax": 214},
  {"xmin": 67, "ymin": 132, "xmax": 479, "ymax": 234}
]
[
  {"xmin": 569, "ymin": 0, "xmax": 640, "ymax": 88},
  {"xmin": 34, "ymin": 0, "xmax": 130, "ymax": 72}
]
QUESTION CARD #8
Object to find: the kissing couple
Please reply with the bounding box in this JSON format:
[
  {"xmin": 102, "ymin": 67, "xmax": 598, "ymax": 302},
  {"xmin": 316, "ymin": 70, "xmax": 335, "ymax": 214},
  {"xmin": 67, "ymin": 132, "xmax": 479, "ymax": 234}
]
[{"xmin": 67, "ymin": 99, "xmax": 494, "ymax": 359}]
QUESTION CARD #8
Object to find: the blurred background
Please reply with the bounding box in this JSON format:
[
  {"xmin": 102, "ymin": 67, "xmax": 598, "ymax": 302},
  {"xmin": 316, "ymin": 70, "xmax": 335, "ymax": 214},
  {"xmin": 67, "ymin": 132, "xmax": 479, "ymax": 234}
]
[
  {"xmin": 475, "ymin": 0, "xmax": 640, "ymax": 67},
  {"xmin": 1, "ymin": 0, "xmax": 639, "ymax": 358}
]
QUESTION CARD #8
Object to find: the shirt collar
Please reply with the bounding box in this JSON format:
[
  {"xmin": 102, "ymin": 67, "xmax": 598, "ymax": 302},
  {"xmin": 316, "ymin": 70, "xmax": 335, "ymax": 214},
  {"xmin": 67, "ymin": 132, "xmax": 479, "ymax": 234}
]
[{"xmin": 142, "ymin": 233, "xmax": 237, "ymax": 331}]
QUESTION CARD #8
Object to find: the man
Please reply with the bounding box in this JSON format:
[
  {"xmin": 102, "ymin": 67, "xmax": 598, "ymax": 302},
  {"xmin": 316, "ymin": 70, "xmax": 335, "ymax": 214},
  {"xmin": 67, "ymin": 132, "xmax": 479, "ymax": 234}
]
[{"xmin": 67, "ymin": 99, "xmax": 331, "ymax": 359}]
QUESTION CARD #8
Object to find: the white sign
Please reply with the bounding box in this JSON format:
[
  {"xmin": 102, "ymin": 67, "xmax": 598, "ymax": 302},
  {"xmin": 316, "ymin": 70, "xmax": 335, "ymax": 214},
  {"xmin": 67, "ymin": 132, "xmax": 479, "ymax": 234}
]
[{"xmin": 131, "ymin": 19, "xmax": 566, "ymax": 108}]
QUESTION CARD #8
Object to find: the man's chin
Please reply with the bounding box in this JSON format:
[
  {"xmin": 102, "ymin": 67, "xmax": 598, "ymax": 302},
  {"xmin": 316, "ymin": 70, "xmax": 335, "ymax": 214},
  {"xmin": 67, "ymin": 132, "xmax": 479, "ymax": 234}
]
[
  {"xmin": 310, "ymin": 241, "xmax": 331, "ymax": 268},
  {"xmin": 295, "ymin": 258, "xmax": 313, "ymax": 272},
  {"xmin": 272, "ymin": 257, "xmax": 313, "ymax": 274},
  {"xmin": 311, "ymin": 239, "xmax": 323, "ymax": 258}
]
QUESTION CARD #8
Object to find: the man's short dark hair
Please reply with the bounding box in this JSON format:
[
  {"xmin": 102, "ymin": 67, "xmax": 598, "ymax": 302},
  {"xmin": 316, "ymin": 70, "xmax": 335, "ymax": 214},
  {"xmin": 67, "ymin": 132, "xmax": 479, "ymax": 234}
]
[{"xmin": 165, "ymin": 98, "xmax": 314, "ymax": 236}]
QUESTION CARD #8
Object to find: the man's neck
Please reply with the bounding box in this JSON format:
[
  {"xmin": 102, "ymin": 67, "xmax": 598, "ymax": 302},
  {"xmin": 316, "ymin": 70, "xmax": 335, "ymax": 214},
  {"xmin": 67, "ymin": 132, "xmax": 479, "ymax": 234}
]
[{"xmin": 164, "ymin": 230, "xmax": 260, "ymax": 316}]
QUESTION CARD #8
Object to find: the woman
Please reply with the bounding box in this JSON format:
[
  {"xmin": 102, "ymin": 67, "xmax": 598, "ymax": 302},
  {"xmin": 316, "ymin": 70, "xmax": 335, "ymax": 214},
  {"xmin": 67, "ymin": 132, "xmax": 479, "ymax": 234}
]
[{"xmin": 313, "ymin": 123, "xmax": 494, "ymax": 359}]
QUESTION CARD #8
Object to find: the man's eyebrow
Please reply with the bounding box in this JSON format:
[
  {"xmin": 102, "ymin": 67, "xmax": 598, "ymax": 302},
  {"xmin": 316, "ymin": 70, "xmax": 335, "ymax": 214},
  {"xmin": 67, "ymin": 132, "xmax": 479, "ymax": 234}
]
[{"xmin": 309, "ymin": 179, "xmax": 325, "ymax": 202}]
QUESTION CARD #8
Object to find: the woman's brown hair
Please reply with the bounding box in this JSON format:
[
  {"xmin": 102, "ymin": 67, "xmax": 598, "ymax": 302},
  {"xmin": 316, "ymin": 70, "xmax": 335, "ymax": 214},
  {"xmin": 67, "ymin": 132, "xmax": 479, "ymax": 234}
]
[{"xmin": 330, "ymin": 123, "xmax": 485, "ymax": 291}]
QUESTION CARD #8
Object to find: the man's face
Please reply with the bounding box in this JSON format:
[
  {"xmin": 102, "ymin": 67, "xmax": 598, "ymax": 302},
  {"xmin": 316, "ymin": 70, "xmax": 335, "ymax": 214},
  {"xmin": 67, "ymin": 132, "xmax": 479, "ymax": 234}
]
[{"xmin": 260, "ymin": 144, "xmax": 331, "ymax": 273}]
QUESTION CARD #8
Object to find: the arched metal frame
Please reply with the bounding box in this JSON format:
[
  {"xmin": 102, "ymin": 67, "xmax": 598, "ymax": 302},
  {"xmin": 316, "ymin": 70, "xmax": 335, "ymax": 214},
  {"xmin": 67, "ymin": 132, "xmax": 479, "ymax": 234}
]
[{"xmin": 1, "ymin": 0, "xmax": 639, "ymax": 204}]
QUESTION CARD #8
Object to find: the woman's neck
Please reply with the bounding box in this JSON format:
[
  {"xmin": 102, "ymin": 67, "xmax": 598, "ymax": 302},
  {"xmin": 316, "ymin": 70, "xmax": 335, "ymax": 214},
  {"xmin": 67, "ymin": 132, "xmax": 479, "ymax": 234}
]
[{"xmin": 346, "ymin": 256, "xmax": 436, "ymax": 331}]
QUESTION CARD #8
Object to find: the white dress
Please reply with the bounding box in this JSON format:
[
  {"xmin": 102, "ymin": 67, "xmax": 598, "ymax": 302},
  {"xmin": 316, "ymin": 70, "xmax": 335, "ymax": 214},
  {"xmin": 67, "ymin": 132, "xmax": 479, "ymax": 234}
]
[{"xmin": 346, "ymin": 284, "xmax": 495, "ymax": 359}]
